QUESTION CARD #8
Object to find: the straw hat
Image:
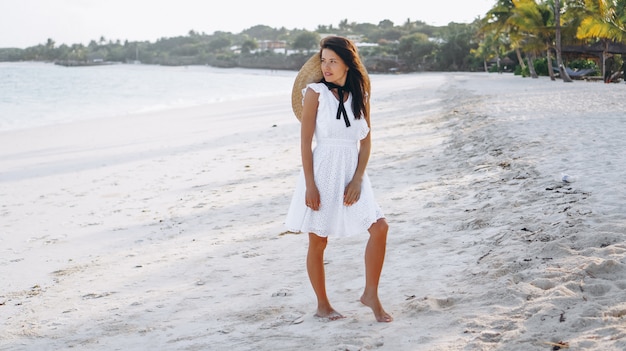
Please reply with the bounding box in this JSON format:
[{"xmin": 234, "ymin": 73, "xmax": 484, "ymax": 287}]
[{"xmin": 291, "ymin": 53, "xmax": 322, "ymax": 121}]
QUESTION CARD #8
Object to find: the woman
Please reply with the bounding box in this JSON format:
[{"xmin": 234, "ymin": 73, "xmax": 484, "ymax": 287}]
[{"xmin": 285, "ymin": 36, "xmax": 392, "ymax": 323}]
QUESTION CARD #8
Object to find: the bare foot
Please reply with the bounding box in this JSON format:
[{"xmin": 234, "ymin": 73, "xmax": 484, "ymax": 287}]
[
  {"xmin": 360, "ymin": 295, "xmax": 393, "ymax": 323},
  {"xmin": 314, "ymin": 308, "xmax": 345, "ymax": 321}
]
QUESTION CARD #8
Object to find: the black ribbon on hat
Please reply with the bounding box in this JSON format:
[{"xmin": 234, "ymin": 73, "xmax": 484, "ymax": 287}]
[{"xmin": 322, "ymin": 81, "xmax": 350, "ymax": 127}]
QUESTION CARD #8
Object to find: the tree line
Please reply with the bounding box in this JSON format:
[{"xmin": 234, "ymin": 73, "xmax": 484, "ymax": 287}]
[
  {"xmin": 0, "ymin": 20, "xmax": 483, "ymax": 73},
  {"xmin": 1, "ymin": 0, "xmax": 625, "ymax": 76},
  {"xmin": 478, "ymin": 0, "xmax": 626, "ymax": 81}
]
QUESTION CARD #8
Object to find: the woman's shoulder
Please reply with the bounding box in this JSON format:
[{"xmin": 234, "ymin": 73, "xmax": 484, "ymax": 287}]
[{"xmin": 303, "ymin": 82, "xmax": 326, "ymax": 94}]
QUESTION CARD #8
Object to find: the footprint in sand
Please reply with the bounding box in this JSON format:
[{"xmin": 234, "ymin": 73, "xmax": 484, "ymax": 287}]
[{"xmin": 259, "ymin": 312, "xmax": 304, "ymax": 329}]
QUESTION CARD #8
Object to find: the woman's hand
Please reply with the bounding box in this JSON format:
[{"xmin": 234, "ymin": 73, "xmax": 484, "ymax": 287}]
[
  {"xmin": 344, "ymin": 179, "xmax": 362, "ymax": 206},
  {"xmin": 305, "ymin": 185, "xmax": 321, "ymax": 211}
]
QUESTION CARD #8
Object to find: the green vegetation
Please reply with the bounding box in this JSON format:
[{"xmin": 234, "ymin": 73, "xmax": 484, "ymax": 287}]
[
  {"xmin": 479, "ymin": 0, "xmax": 626, "ymax": 80},
  {"xmin": 2, "ymin": 1, "xmax": 625, "ymax": 76},
  {"xmin": 0, "ymin": 21, "xmax": 482, "ymax": 72}
]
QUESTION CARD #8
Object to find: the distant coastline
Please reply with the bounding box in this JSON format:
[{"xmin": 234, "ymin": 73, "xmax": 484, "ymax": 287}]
[
  {"xmin": 0, "ymin": 21, "xmax": 487, "ymax": 73},
  {"xmin": 54, "ymin": 60, "xmax": 116, "ymax": 67}
]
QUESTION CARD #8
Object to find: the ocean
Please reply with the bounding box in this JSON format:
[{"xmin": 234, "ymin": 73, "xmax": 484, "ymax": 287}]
[{"xmin": 0, "ymin": 62, "xmax": 297, "ymax": 132}]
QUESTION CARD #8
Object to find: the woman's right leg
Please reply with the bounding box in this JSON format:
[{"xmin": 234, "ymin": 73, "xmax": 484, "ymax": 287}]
[{"xmin": 307, "ymin": 233, "xmax": 344, "ymax": 320}]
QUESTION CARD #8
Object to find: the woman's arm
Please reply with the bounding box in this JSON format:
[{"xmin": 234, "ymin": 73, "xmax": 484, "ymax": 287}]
[
  {"xmin": 301, "ymin": 87, "xmax": 320, "ymax": 210},
  {"xmin": 344, "ymin": 99, "xmax": 371, "ymax": 206}
]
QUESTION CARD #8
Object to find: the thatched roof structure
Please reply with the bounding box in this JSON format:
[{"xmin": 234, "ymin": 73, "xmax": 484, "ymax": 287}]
[{"xmin": 563, "ymin": 41, "xmax": 626, "ymax": 56}]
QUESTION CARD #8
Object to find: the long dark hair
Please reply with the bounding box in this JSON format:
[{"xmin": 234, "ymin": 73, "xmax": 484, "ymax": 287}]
[{"xmin": 319, "ymin": 36, "xmax": 370, "ymax": 120}]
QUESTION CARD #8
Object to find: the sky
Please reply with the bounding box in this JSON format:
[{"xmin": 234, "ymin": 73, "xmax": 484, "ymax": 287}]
[{"xmin": 0, "ymin": 0, "xmax": 496, "ymax": 49}]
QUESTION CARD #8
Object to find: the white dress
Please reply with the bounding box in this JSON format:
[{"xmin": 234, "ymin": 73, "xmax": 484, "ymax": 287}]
[{"xmin": 285, "ymin": 82, "xmax": 384, "ymax": 237}]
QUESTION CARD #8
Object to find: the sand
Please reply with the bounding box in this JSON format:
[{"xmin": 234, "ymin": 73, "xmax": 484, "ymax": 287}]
[{"xmin": 1, "ymin": 72, "xmax": 625, "ymax": 351}]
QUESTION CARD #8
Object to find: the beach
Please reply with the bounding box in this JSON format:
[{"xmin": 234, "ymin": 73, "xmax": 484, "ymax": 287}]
[{"xmin": 1, "ymin": 72, "xmax": 625, "ymax": 350}]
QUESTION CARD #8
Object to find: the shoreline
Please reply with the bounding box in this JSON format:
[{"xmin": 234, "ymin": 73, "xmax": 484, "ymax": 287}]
[
  {"xmin": 1, "ymin": 72, "xmax": 625, "ymax": 350},
  {"xmin": 0, "ymin": 62, "xmax": 298, "ymax": 134}
]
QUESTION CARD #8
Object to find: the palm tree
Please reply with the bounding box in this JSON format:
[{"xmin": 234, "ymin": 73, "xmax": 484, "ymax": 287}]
[
  {"xmin": 575, "ymin": 0, "xmax": 626, "ymax": 78},
  {"xmin": 577, "ymin": 0, "xmax": 626, "ymax": 42},
  {"xmin": 507, "ymin": 0, "xmax": 555, "ymax": 78},
  {"xmin": 560, "ymin": 1, "xmax": 591, "ymax": 55},
  {"xmin": 472, "ymin": 30, "xmax": 509, "ymax": 72},
  {"xmin": 555, "ymin": 0, "xmax": 574, "ymax": 81},
  {"xmin": 482, "ymin": 0, "xmax": 527, "ymax": 70}
]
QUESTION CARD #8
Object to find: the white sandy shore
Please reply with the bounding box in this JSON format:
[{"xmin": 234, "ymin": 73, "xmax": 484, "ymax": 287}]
[{"xmin": 1, "ymin": 72, "xmax": 625, "ymax": 350}]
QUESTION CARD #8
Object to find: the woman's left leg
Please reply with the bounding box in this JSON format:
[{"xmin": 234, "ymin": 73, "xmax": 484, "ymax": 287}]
[{"xmin": 360, "ymin": 218, "xmax": 393, "ymax": 322}]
